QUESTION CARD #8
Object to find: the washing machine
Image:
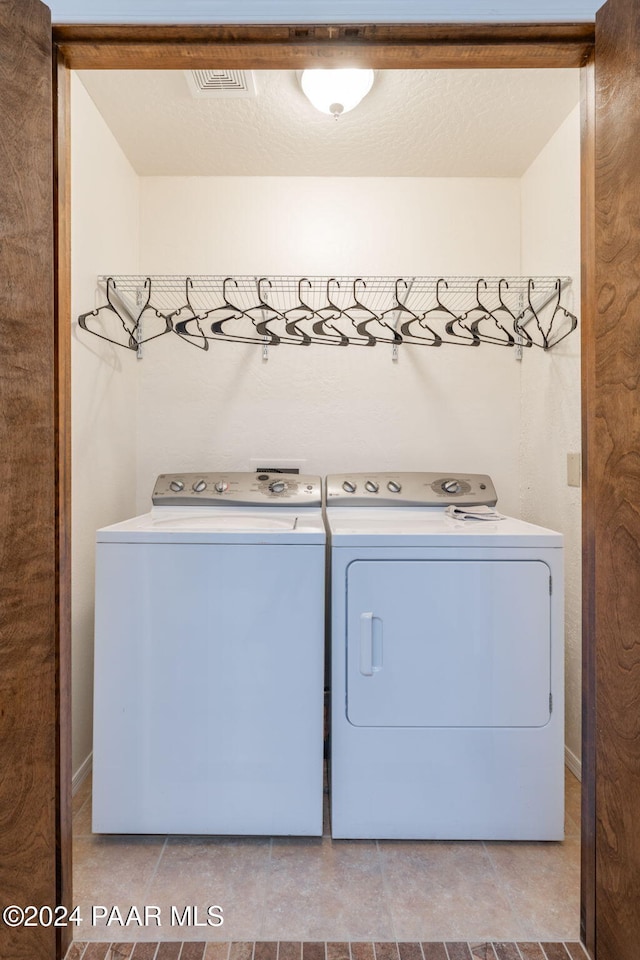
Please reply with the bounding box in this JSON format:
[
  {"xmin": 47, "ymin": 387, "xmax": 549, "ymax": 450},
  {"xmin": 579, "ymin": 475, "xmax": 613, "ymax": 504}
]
[
  {"xmin": 327, "ymin": 472, "xmax": 564, "ymax": 840},
  {"xmin": 92, "ymin": 471, "xmax": 325, "ymax": 835}
]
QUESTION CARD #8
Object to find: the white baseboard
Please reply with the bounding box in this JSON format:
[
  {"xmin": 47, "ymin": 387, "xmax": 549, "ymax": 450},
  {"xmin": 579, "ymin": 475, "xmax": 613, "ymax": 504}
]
[
  {"xmin": 72, "ymin": 752, "xmax": 93, "ymax": 796},
  {"xmin": 565, "ymin": 745, "xmax": 582, "ymax": 782}
]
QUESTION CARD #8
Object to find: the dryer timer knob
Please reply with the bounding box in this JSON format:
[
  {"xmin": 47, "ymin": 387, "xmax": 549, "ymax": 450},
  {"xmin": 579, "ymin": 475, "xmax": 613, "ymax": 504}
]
[
  {"xmin": 442, "ymin": 479, "xmax": 461, "ymax": 495},
  {"xmin": 342, "ymin": 480, "xmax": 357, "ymax": 493},
  {"xmin": 169, "ymin": 480, "xmax": 184, "ymax": 492}
]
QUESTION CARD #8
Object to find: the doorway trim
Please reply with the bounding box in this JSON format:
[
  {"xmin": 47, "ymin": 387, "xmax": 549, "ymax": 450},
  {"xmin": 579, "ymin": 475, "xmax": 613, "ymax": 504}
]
[{"xmin": 52, "ymin": 21, "xmax": 596, "ymax": 959}]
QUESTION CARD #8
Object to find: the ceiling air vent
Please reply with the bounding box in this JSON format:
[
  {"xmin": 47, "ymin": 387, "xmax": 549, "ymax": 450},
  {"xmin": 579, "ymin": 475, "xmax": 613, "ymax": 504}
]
[{"xmin": 185, "ymin": 69, "xmax": 257, "ymax": 99}]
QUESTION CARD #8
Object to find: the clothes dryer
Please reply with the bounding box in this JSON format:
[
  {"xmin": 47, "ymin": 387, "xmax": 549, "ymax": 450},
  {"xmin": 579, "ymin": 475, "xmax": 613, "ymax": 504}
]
[
  {"xmin": 327, "ymin": 472, "xmax": 564, "ymax": 840},
  {"xmin": 92, "ymin": 472, "xmax": 325, "ymax": 835}
]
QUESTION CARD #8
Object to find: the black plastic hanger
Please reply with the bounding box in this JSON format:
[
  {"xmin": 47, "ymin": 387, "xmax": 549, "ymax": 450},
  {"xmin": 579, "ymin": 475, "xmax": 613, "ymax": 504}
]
[
  {"xmin": 208, "ymin": 278, "xmax": 268, "ymax": 345},
  {"xmin": 170, "ymin": 277, "xmax": 209, "ymax": 351},
  {"xmin": 78, "ymin": 277, "xmax": 139, "ymax": 351},
  {"xmin": 545, "ymin": 279, "xmax": 579, "ymax": 349},
  {"xmin": 388, "ymin": 279, "xmax": 443, "ymax": 347},
  {"xmin": 467, "ymin": 279, "xmax": 515, "ymax": 346},
  {"xmin": 346, "ymin": 279, "xmax": 402, "ymax": 345},
  {"xmin": 310, "ymin": 279, "xmax": 351, "ymax": 346}
]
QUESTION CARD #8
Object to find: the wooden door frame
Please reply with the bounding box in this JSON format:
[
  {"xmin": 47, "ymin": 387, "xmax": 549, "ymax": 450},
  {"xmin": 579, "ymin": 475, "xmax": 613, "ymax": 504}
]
[{"xmin": 52, "ymin": 21, "xmax": 597, "ymax": 960}]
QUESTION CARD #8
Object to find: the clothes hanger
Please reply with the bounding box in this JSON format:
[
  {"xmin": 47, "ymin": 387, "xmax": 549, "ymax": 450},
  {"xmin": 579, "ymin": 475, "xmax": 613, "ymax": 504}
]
[
  {"xmin": 243, "ymin": 278, "xmax": 282, "ymax": 346},
  {"xmin": 78, "ymin": 276, "xmax": 171, "ymax": 350},
  {"xmin": 333, "ymin": 278, "xmax": 375, "ymax": 345},
  {"xmin": 78, "ymin": 277, "xmax": 139, "ymax": 350},
  {"xmin": 129, "ymin": 277, "xmax": 173, "ymax": 346},
  {"xmin": 228, "ymin": 276, "xmax": 318, "ymax": 347},
  {"xmin": 410, "ymin": 278, "xmax": 469, "ymax": 346},
  {"xmin": 208, "ymin": 277, "xmax": 270, "ymax": 345},
  {"xmin": 467, "ymin": 279, "xmax": 515, "ymax": 346},
  {"xmin": 345, "ymin": 278, "xmax": 402, "ymax": 345},
  {"xmin": 252, "ymin": 276, "xmax": 325, "ymax": 346},
  {"xmin": 310, "ymin": 278, "xmax": 351, "ymax": 346},
  {"xmin": 282, "ymin": 278, "xmax": 314, "ymax": 345},
  {"xmin": 170, "ymin": 277, "xmax": 209, "ymax": 350},
  {"xmin": 492, "ymin": 278, "xmax": 532, "ymax": 349},
  {"xmin": 381, "ymin": 278, "xmax": 418, "ymax": 323},
  {"xmin": 387, "ymin": 278, "xmax": 443, "ymax": 347},
  {"xmin": 438, "ymin": 279, "xmax": 481, "ymax": 346},
  {"xmin": 515, "ymin": 278, "xmax": 552, "ymax": 349},
  {"xmin": 544, "ymin": 279, "xmax": 578, "ymax": 349}
]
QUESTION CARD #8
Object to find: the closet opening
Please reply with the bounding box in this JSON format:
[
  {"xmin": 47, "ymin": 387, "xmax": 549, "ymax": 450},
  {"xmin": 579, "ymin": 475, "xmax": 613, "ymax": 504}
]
[{"xmin": 52, "ymin": 23, "xmax": 595, "ymax": 960}]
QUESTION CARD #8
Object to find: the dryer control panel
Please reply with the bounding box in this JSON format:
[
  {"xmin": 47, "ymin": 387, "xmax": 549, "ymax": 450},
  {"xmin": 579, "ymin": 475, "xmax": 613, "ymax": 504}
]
[
  {"xmin": 326, "ymin": 472, "xmax": 497, "ymax": 507},
  {"xmin": 153, "ymin": 472, "xmax": 322, "ymax": 507}
]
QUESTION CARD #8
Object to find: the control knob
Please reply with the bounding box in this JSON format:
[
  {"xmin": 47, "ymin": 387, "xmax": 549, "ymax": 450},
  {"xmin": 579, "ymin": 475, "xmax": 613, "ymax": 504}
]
[
  {"xmin": 214, "ymin": 480, "xmax": 229, "ymax": 493},
  {"xmin": 441, "ymin": 479, "xmax": 461, "ymax": 495},
  {"xmin": 269, "ymin": 480, "xmax": 288, "ymax": 494},
  {"xmin": 342, "ymin": 480, "xmax": 357, "ymax": 494},
  {"xmin": 192, "ymin": 479, "xmax": 207, "ymax": 493},
  {"xmin": 387, "ymin": 480, "xmax": 402, "ymax": 493},
  {"xmin": 365, "ymin": 480, "xmax": 379, "ymax": 493},
  {"xmin": 169, "ymin": 480, "xmax": 184, "ymax": 492}
]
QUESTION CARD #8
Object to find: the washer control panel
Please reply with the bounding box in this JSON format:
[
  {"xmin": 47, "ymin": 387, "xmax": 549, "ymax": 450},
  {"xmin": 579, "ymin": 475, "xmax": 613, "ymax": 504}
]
[
  {"xmin": 326, "ymin": 472, "xmax": 497, "ymax": 507},
  {"xmin": 153, "ymin": 472, "xmax": 322, "ymax": 507}
]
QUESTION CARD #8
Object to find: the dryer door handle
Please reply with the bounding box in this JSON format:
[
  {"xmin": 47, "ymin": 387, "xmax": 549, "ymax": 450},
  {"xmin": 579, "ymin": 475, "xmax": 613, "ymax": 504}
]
[{"xmin": 360, "ymin": 612, "xmax": 383, "ymax": 676}]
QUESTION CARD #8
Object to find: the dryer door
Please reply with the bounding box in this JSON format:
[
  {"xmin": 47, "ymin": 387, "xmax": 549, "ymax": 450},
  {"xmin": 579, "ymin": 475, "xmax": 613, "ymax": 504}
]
[{"xmin": 346, "ymin": 559, "xmax": 552, "ymax": 727}]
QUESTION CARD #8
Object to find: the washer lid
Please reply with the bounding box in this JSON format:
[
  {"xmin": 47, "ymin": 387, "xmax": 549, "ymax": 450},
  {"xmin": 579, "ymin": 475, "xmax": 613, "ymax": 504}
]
[
  {"xmin": 97, "ymin": 508, "xmax": 325, "ymax": 544},
  {"xmin": 327, "ymin": 508, "xmax": 562, "ymax": 547}
]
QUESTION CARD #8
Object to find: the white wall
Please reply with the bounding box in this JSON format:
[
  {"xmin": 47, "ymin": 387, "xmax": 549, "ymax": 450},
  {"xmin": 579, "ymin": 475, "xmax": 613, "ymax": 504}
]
[
  {"xmin": 70, "ymin": 99, "xmax": 582, "ymax": 780},
  {"xmin": 137, "ymin": 176, "xmax": 523, "ymax": 516},
  {"xmin": 520, "ymin": 103, "xmax": 582, "ymax": 769},
  {"xmin": 71, "ymin": 74, "xmax": 140, "ymax": 777}
]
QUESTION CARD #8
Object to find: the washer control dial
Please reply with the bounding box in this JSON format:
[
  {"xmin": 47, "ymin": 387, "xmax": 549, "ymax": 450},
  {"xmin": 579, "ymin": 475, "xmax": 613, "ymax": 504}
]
[
  {"xmin": 269, "ymin": 480, "xmax": 288, "ymax": 494},
  {"xmin": 342, "ymin": 480, "xmax": 357, "ymax": 494},
  {"xmin": 365, "ymin": 480, "xmax": 379, "ymax": 493},
  {"xmin": 387, "ymin": 480, "xmax": 402, "ymax": 493},
  {"xmin": 153, "ymin": 472, "xmax": 322, "ymax": 506}
]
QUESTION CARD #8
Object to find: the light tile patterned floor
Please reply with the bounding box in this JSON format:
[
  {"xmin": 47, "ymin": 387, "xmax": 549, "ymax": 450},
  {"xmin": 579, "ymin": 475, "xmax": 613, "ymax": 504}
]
[{"xmin": 71, "ymin": 772, "xmax": 581, "ymax": 946}]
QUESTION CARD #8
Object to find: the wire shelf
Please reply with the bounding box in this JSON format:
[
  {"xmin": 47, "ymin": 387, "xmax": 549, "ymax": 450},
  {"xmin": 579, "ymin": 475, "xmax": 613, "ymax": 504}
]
[{"xmin": 77, "ymin": 274, "xmax": 577, "ymax": 356}]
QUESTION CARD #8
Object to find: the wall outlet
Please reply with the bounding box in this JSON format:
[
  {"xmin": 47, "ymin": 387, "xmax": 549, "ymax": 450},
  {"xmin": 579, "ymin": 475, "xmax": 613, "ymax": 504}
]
[{"xmin": 567, "ymin": 452, "xmax": 581, "ymax": 487}]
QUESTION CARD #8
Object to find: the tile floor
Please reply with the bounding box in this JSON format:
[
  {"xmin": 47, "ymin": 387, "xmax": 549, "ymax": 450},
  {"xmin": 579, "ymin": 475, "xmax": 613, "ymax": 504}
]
[
  {"xmin": 71, "ymin": 771, "xmax": 581, "ymax": 946},
  {"xmin": 65, "ymin": 940, "xmax": 589, "ymax": 960}
]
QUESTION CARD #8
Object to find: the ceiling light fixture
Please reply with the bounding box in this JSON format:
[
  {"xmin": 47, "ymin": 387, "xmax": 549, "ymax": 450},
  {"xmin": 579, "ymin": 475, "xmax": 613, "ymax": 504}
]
[{"xmin": 300, "ymin": 68, "xmax": 374, "ymax": 118}]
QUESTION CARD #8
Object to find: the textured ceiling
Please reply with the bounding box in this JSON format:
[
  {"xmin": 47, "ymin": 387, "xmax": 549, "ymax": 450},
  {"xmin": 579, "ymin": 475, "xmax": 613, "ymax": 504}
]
[{"xmin": 77, "ymin": 68, "xmax": 580, "ymax": 178}]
